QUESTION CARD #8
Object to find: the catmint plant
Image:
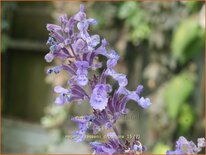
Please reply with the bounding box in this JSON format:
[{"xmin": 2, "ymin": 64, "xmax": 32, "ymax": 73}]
[
  {"xmin": 45, "ymin": 4, "xmax": 205, "ymax": 154},
  {"xmin": 166, "ymin": 137, "xmax": 206, "ymax": 154}
]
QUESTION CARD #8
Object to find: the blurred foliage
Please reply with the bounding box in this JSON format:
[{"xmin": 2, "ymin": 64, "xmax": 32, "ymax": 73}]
[
  {"xmin": 178, "ymin": 103, "xmax": 195, "ymax": 135},
  {"xmin": 41, "ymin": 104, "xmax": 67, "ymax": 128},
  {"xmin": 1, "ymin": 2, "xmax": 16, "ymax": 52},
  {"xmin": 118, "ymin": 2, "xmax": 151, "ymax": 42},
  {"xmin": 152, "ymin": 142, "xmax": 171, "ymax": 154},
  {"xmin": 89, "ymin": 2, "xmax": 118, "ymax": 28},
  {"xmin": 185, "ymin": 1, "xmax": 204, "ymax": 13},
  {"xmin": 172, "ymin": 16, "xmax": 204, "ymax": 64},
  {"xmin": 164, "ymin": 71, "xmax": 195, "ymax": 119}
]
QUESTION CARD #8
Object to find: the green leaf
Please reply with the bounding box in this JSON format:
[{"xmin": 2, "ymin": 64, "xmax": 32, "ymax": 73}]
[
  {"xmin": 1, "ymin": 34, "xmax": 8, "ymax": 53},
  {"xmin": 118, "ymin": 2, "xmax": 138, "ymax": 19},
  {"xmin": 152, "ymin": 143, "xmax": 171, "ymax": 154},
  {"xmin": 131, "ymin": 23, "xmax": 151, "ymax": 41},
  {"xmin": 171, "ymin": 17, "xmax": 204, "ymax": 64},
  {"xmin": 126, "ymin": 11, "xmax": 144, "ymax": 27},
  {"xmin": 185, "ymin": 1, "xmax": 203, "ymax": 13},
  {"xmin": 178, "ymin": 103, "xmax": 195, "ymax": 134},
  {"xmin": 164, "ymin": 72, "xmax": 194, "ymax": 119}
]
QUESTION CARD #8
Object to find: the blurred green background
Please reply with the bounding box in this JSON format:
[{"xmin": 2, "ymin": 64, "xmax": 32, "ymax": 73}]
[{"xmin": 1, "ymin": 1, "xmax": 205, "ymax": 154}]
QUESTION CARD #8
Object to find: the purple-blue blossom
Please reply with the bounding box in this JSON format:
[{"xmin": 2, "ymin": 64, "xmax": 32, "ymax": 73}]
[
  {"xmin": 72, "ymin": 38, "xmax": 86, "ymax": 54},
  {"xmin": 166, "ymin": 136, "xmax": 205, "ymax": 154},
  {"xmin": 43, "ymin": 4, "xmax": 206, "ymax": 155},
  {"xmin": 105, "ymin": 68, "xmax": 128, "ymax": 87},
  {"xmin": 54, "ymin": 84, "xmax": 88, "ymax": 105},
  {"xmin": 116, "ymin": 85, "xmax": 151, "ymax": 109},
  {"xmin": 90, "ymin": 132, "xmax": 146, "ymax": 154},
  {"xmin": 90, "ymin": 84, "xmax": 112, "ymax": 110},
  {"xmin": 42, "ymin": 4, "xmax": 200, "ymax": 155},
  {"xmin": 44, "ymin": 4, "xmax": 151, "ymax": 151},
  {"xmin": 106, "ymin": 50, "xmax": 120, "ymax": 68},
  {"xmin": 75, "ymin": 61, "xmax": 89, "ymax": 86},
  {"xmin": 54, "ymin": 86, "xmax": 71, "ymax": 105},
  {"xmin": 71, "ymin": 115, "xmax": 92, "ymax": 142}
]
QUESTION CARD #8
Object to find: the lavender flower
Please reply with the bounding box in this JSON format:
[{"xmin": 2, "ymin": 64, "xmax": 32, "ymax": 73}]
[
  {"xmin": 71, "ymin": 115, "xmax": 92, "ymax": 142},
  {"xmin": 90, "ymin": 133, "xmax": 121, "ymax": 154},
  {"xmin": 90, "ymin": 132, "xmax": 146, "ymax": 154},
  {"xmin": 106, "ymin": 50, "xmax": 120, "ymax": 68},
  {"xmin": 47, "ymin": 4, "xmax": 206, "ymax": 155},
  {"xmin": 198, "ymin": 138, "xmax": 206, "ymax": 148},
  {"xmin": 90, "ymin": 84, "xmax": 112, "ymax": 110},
  {"xmin": 92, "ymin": 109, "xmax": 112, "ymax": 134},
  {"xmin": 54, "ymin": 86, "xmax": 71, "ymax": 105},
  {"xmin": 105, "ymin": 68, "xmax": 128, "ymax": 87},
  {"xmin": 166, "ymin": 136, "xmax": 205, "ymax": 154},
  {"xmin": 54, "ymin": 84, "xmax": 88, "ymax": 105},
  {"xmin": 44, "ymin": 4, "xmax": 206, "ymax": 155},
  {"xmin": 117, "ymin": 85, "xmax": 151, "ymax": 109},
  {"xmin": 75, "ymin": 61, "xmax": 89, "ymax": 86}
]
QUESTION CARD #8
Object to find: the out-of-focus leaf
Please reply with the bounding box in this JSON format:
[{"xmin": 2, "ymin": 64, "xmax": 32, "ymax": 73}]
[
  {"xmin": 184, "ymin": 1, "xmax": 203, "ymax": 13},
  {"xmin": 118, "ymin": 2, "xmax": 151, "ymax": 42},
  {"xmin": 126, "ymin": 11, "xmax": 144, "ymax": 27},
  {"xmin": 171, "ymin": 16, "xmax": 204, "ymax": 64},
  {"xmin": 2, "ymin": 21, "xmax": 9, "ymax": 30},
  {"xmin": 152, "ymin": 142, "xmax": 171, "ymax": 154},
  {"xmin": 131, "ymin": 24, "xmax": 151, "ymax": 41},
  {"xmin": 41, "ymin": 105, "xmax": 67, "ymax": 128},
  {"xmin": 178, "ymin": 103, "xmax": 195, "ymax": 134},
  {"xmin": 91, "ymin": 3, "xmax": 117, "ymax": 28},
  {"xmin": 118, "ymin": 1, "xmax": 138, "ymax": 19},
  {"xmin": 164, "ymin": 72, "xmax": 194, "ymax": 119},
  {"xmin": 1, "ymin": 34, "xmax": 8, "ymax": 53}
]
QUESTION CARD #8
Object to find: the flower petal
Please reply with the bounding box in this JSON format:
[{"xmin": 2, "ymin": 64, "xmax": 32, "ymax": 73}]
[{"xmin": 137, "ymin": 97, "xmax": 151, "ymax": 109}]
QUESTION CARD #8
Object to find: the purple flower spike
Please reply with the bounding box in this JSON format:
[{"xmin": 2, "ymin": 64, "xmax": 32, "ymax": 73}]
[
  {"xmin": 46, "ymin": 37, "xmax": 54, "ymax": 45},
  {"xmin": 90, "ymin": 132, "xmax": 120, "ymax": 154},
  {"xmin": 75, "ymin": 61, "xmax": 89, "ymax": 86},
  {"xmin": 72, "ymin": 130, "xmax": 86, "ymax": 143},
  {"xmin": 75, "ymin": 61, "xmax": 89, "ymax": 69},
  {"xmin": 80, "ymin": 4, "xmax": 85, "ymax": 12},
  {"xmin": 47, "ymin": 65, "xmax": 63, "ymax": 74},
  {"xmin": 136, "ymin": 85, "xmax": 143, "ymax": 94},
  {"xmin": 90, "ymin": 84, "xmax": 111, "ymax": 110},
  {"xmin": 166, "ymin": 136, "xmax": 205, "ymax": 154},
  {"xmin": 198, "ymin": 138, "xmax": 206, "ymax": 148},
  {"xmin": 54, "ymin": 86, "xmax": 71, "ymax": 105},
  {"xmin": 91, "ymin": 110, "xmax": 112, "ymax": 134},
  {"xmin": 94, "ymin": 38, "xmax": 108, "ymax": 56},
  {"xmin": 90, "ymin": 132, "xmax": 147, "ymax": 154},
  {"xmin": 105, "ymin": 68, "xmax": 128, "ymax": 87},
  {"xmin": 76, "ymin": 73, "xmax": 88, "ymax": 86},
  {"xmin": 72, "ymin": 39, "xmax": 86, "ymax": 53},
  {"xmin": 90, "ymin": 141, "xmax": 117, "ymax": 154},
  {"xmin": 71, "ymin": 116, "xmax": 91, "ymax": 142},
  {"xmin": 44, "ymin": 4, "xmax": 154, "ymax": 153},
  {"xmin": 46, "ymin": 24, "xmax": 61, "ymax": 31},
  {"xmin": 58, "ymin": 14, "xmax": 68, "ymax": 23},
  {"xmin": 106, "ymin": 50, "xmax": 120, "ymax": 68},
  {"xmin": 44, "ymin": 53, "xmax": 55, "ymax": 62},
  {"xmin": 74, "ymin": 4, "xmax": 86, "ymax": 22},
  {"xmin": 137, "ymin": 97, "xmax": 151, "ymax": 109},
  {"xmin": 127, "ymin": 91, "xmax": 151, "ymax": 109},
  {"xmin": 116, "ymin": 85, "xmax": 151, "ymax": 109},
  {"xmin": 86, "ymin": 34, "xmax": 100, "ymax": 51}
]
